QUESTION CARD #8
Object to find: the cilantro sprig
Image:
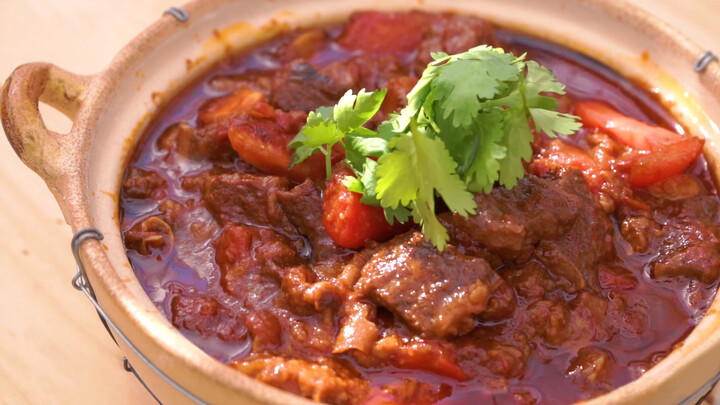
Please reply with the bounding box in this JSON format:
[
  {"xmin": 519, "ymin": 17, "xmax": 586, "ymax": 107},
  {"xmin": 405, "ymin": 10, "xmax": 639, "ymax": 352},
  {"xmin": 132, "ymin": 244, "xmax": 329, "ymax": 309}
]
[{"xmin": 289, "ymin": 45, "xmax": 581, "ymax": 250}]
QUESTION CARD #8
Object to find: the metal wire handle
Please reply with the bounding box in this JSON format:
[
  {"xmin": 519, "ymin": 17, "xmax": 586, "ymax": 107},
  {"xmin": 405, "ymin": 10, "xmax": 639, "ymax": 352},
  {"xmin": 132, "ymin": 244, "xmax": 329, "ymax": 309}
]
[
  {"xmin": 694, "ymin": 51, "xmax": 718, "ymax": 72},
  {"xmin": 71, "ymin": 227, "xmax": 205, "ymax": 405}
]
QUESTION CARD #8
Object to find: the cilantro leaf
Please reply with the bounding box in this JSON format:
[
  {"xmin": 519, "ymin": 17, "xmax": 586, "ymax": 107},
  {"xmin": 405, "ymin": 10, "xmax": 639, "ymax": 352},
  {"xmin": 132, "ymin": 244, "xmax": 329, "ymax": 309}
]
[
  {"xmin": 431, "ymin": 49, "xmax": 521, "ymax": 128},
  {"xmin": 288, "ymin": 89, "xmax": 387, "ymax": 180},
  {"xmin": 530, "ymin": 108, "xmax": 582, "ymax": 138},
  {"xmin": 376, "ymin": 121, "xmax": 475, "ymax": 248},
  {"xmin": 289, "ymin": 46, "xmax": 580, "ymax": 251},
  {"xmin": 288, "ymin": 109, "xmax": 337, "ymax": 167},
  {"xmin": 464, "ymin": 111, "xmax": 507, "ymax": 193},
  {"xmin": 334, "ymin": 89, "xmax": 387, "ymax": 132},
  {"xmin": 497, "ymin": 106, "xmax": 534, "ymax": 189}
]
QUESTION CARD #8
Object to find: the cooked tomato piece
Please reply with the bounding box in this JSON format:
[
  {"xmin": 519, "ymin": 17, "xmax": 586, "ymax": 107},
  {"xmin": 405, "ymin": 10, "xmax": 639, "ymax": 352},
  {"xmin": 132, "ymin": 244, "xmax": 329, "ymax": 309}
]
[
  {"xmin": 531, "ymin": 141, "xmax": 606, "ymax": 192},
  {"xmin": 322, "ymin": 166, "xmax": 410, "ymax": 249},
  {"xmin": 338, "ymin": 11, "xmax": 432, "ymax": 55},
  {"xmin": 624, "ymin": 137, "xmax": 705, "ymax": 188},
  {"xmin": 227, "ymin": 102, "xmax": 330, "ymax": 182},
  {"xmin": 574, "ymin": 100, "xmax": 681, "ymax": 151},
  {"xmin": 198, "ymin": 87, "xmax": 265, "ymax": 125},
  {"xmin": 373, "ymin": 336, "xmax": 468, "ymax": 381}
]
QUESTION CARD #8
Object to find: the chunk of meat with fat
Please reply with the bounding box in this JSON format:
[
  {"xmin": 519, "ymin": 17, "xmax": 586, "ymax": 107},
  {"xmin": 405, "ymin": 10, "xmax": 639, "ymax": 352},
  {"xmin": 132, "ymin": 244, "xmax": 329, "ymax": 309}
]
[
  {"xmin": 444, "ymin": 171, "xmax": 613, "ymax": 291},
  {"xmin": 442, "ymin": 173, "xmax": 581, "ymax": 260},
  {"xmin": 156, "ymin": 122, "xmax": 197, "ymax": 159},
  {"xmin": 355, "ymin": 232, "xmax": 515, "ymax": 338},
  {"xmin": 195, "ymin": 119, "xmax": 236, "ymax": 161},
  {"xmin": 170, "ymin": 292, "xmax": 247, "ymax": 341},
  {"xmin": 232, "ymin": 356, "xmax": 368, "ymax": 405},
  {"xmin": 566, "ymin": 347, "xmax": 617, "ymax": 393},
  {"xmin": 215, "ymin": 224, "xmax": 301, "ymax": 299},
  {"xmin": 535, "ymin": 172, "xmax": 614, "ymax": 290},
  {"xmin": 123, "ymin": 167, "xmax": 167, "ymax": 199},
  {"xmin": 526, "ymin": 292, "xmax": 610, "ymax": 346},
  {"xmin": 653, "ymin": 221, "xmax": 720, "ymax": 284},
  {"xmin": 202, "ymin": 172, "xmax": 293, "ymax": 231},
  {"xmin": 277, "ymin": 180, "xmax": 354, "ymax": 263},
  {"xmin": 621, "ymin": 197, "xmax": 720, "ymax": 284},
  {"xmin": 271, "ymin": 62, "xmax": 348, "ymax": 112},
  {"xmin": 279, "ymin": 265, "xmax": 345, "ymax": 315},
  {"xmin": 244, "ymin": 309, "xmax": 282, "ymax": 349}
]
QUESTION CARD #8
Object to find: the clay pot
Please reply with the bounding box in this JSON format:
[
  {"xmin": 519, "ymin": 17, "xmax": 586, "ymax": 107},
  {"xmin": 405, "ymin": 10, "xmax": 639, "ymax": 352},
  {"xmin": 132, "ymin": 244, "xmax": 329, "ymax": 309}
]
[{"xmin": 3, "ymin": 0, "xmax": 720, "ymax": 403}]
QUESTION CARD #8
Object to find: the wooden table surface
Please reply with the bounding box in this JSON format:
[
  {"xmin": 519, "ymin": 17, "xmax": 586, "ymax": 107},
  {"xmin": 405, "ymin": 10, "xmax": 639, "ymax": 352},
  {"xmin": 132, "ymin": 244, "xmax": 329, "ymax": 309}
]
[{"xmin": 1, "ymin": 1, "xmax": 719, "ymax": 404}]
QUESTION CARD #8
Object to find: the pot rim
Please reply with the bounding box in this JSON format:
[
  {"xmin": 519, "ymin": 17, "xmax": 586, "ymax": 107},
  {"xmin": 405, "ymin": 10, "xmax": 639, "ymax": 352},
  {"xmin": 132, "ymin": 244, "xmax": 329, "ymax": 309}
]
[{"xmin": 49, "ymin": 0, "xmax": 720, "ymax": 403}]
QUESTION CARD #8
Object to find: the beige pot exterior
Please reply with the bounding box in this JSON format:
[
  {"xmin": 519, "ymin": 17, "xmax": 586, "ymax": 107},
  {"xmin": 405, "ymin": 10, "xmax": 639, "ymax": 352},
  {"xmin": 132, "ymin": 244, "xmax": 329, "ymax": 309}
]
[{"xmin": 3, "ymin": 0, "xmax": 720, "ymax": 404}]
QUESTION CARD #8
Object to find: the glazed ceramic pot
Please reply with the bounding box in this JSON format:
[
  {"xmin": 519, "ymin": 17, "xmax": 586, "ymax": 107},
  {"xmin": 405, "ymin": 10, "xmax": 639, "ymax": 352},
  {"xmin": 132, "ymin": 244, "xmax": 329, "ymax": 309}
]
[{"xmin": 3, "ymin": 0, "xmax": 720, "ymax": 404}]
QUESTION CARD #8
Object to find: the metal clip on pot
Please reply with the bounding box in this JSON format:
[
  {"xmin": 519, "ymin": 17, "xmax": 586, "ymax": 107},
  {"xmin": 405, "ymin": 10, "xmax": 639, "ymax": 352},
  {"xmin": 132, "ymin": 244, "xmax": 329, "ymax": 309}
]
[{"xmin": 71, "ymin": 228, "xmax": 204, "ymax": 405}]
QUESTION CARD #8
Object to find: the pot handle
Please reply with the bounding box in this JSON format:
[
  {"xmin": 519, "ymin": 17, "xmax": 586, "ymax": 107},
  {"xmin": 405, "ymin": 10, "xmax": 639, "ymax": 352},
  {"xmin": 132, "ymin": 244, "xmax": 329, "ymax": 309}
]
[{"xmin": 1, "ymin": 63, "xmax": 93, "ymax": 188}]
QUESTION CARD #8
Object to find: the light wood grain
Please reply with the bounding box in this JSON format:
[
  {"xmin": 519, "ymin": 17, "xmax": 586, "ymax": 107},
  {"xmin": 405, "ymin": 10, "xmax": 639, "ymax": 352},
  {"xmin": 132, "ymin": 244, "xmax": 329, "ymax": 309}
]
[{"xmin": 0, "ymin": 1, "xmax": 718, "ymax": 404}]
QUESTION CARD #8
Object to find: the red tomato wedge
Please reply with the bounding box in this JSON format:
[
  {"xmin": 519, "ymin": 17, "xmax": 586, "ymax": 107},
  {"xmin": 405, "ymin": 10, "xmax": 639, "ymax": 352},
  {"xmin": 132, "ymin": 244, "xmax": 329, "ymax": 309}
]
[
  {"xmin": 338, "ymin": 12, "xmax": 432, "ymax": 55},
  {"xmin": 574, "ymin": 101, "xmax": 681, "ymax": 151},
  {"xmin": 625, "ymin": 137, "xmax": 705, "ymax": 188},
  {"xmin": 198, "ymin": 88, "xmax": 266, "ymax": 126},
  {"xmin": 322, "ymin": 167, "xmax": 410, "ymax": 249}
]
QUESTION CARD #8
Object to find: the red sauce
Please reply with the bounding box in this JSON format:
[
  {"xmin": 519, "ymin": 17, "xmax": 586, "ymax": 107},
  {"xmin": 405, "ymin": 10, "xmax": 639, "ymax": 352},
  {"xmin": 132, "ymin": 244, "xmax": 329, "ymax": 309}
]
[{"xmin": 120, "ymin": 12, "xmax": 720, "ymax": 404}]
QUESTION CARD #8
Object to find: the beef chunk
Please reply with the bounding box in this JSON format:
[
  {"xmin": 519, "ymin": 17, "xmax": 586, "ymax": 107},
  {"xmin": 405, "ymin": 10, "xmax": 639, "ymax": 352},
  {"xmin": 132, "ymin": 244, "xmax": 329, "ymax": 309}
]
[
  {"xmin": 279, "ymin": 265, "xmax": 345, "ymax": 315},
  {"xmin": 244, "ymin": 309, "xmax": 282, "ymax": 349},
  {"xmin": 355, "ymin": 232, "xmax": 514, "ymax": 337},
  {"xmin": 231, "ymin": 356, "xmax": 368, "ymax": 405},
  {"xmin": 271, "ymin": 62, "xmax": 346, "ymax": 112},
  {"xmin": 277, "ymin": 180, "xmax": 353, "ymax": 262},
  {"xmin": 202, "ymin": 172, "xmax": 294, "ymax": 232},
  {"xmin": 196, "ymin": 119, "xmax": 236, "ymax": 161},
  {"xmin": 215, "ymin": 224, "xmax": 301, "ymax": 300},
  {"xmin": 122, "ymin": 167, "xmax": 167, "ymax": 199},
  {"xmin": 620, "ymin": 215, "xmax": 655, "ymax": 253},
  {"xmin": 445, "ymin": 171, "xmax": 613, "ymax": 290},
  {"xmin": 526, "ymin": 292, "xmax": 610, "ymax": 346},
  {"xmin": 442, "ymin": 173, "xmax": 581, "ymax": 261},
  {"xmin": 566, "ymin": 347, "xmax": 616, "ymax": 393},
  {"xmin": 535, "ymin": 173, "xmax": 614, "ymax": 291},
  {"xmin": 652, "ymin": 221, "xmax": 720, "ymax": 284},
  {"xmin": 170, "ymin": 292, "xmax": 247, "ymax": 341},
  {"xmin": 504, "ymin": 261, "xmax": 573, "ymax": 301},
  {"xmin": 156, "ymin": 121, "xmax": 197, "ymax": 159}
]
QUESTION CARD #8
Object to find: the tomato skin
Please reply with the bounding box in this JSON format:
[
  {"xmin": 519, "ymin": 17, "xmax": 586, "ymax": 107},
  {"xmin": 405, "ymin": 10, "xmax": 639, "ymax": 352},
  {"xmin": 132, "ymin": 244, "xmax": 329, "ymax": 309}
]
[
  {"xmin": 530, "ymin": 142, "xmax": 606, "ymax": 192},
  {"xmin": 322, "ymin": 167, "xmax": 410, "ymax": 249},
  {"xmin": 574, "ymin": 101, "xmax": 680, "ymax": 151},
  {"xmin": 338, "ymin": 12, "xmax": 431, "ymax": 55},
  {"xmin": 198, "ymin": 88, "xmax": 266, "ymax": 125},
  {"xmin": 625, "ymin": 137, "xmax": 705, "ymax": 188},
  {"xmin": 227, "ymin": 102, "xmax": 345, "ymax": 182}
]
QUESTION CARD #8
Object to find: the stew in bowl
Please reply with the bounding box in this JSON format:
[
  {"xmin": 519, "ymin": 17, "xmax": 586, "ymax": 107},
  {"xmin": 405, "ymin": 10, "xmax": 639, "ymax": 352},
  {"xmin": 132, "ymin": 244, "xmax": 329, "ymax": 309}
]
[{"xmin": 119, "ymin": 11, "xmax": 720, "ymax": 404}]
